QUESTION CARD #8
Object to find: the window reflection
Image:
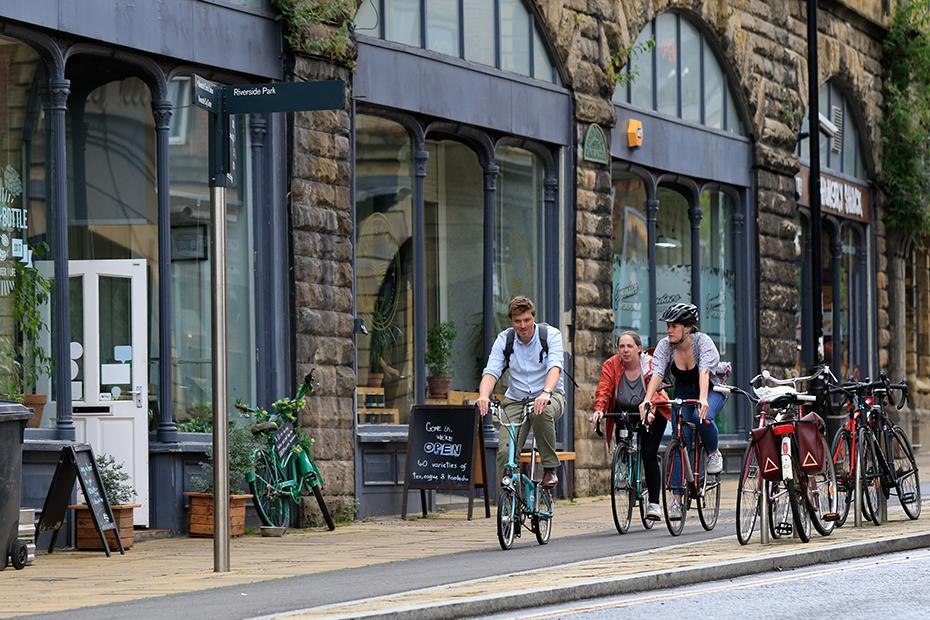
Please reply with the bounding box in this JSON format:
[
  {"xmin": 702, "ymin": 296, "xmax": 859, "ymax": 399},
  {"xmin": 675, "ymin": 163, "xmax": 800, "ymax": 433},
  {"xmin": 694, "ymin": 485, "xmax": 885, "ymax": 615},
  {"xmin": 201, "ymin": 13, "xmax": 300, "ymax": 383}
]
[
  {"xmin": 655, "ymin": 187, "xmax": 691, "ymax": 319},
  {"xmin": 611, "ymin": 173, "xmax": 650, "ymax": 342}
]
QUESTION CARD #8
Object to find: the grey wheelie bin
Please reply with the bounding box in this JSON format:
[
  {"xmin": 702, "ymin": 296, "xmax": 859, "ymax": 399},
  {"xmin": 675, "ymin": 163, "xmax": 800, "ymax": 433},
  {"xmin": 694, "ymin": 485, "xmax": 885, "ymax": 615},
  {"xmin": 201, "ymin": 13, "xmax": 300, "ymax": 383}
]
[{"xmin": 0, "ymin": 401, "xmax": 32, "ymax": 570}]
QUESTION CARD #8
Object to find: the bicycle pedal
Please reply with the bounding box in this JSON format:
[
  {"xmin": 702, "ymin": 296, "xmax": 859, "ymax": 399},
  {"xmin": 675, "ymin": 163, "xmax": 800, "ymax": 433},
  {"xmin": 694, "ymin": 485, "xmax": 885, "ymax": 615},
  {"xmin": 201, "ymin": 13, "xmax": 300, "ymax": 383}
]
[
  {"xmin": 822, "ymin": 512, "xmax": 839, "ymax": 522},
  {"xmin": 775, "ymin": 523, "xmax": 792, "ymax": 536},
  {"xmin": 901, "ymin": 492, "xmax": 917, "ymax": 504}
]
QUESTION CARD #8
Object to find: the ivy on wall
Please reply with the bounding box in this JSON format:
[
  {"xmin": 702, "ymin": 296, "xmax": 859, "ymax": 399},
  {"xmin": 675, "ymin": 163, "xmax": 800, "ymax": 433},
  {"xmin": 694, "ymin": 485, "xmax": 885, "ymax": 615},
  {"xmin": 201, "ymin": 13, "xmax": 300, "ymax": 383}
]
[
  {"xmin": 880, "ymin": 0, "xmax": 930, "ymax": 240},
  {"xmin": 271, "ymin": 0, "xmax": 357, "ymax": 69}
]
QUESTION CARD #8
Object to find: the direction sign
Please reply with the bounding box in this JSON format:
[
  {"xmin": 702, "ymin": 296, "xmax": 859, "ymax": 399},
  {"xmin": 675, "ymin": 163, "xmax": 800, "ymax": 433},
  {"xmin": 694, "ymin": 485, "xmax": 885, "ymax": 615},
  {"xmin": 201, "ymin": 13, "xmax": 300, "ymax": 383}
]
[
  {"xmin": 192, "ymin": 74, "xmax": 220, "ymax": 113},
  {"xmin": 225, "ymin": 80, "xmax": 345, "ymax": 114}
]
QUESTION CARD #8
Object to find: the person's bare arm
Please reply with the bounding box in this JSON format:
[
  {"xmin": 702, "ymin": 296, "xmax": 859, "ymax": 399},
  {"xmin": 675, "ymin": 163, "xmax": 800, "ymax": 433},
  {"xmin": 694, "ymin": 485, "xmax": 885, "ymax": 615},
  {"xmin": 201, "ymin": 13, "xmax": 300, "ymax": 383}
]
[{"xmin": 476, "ymin": 374, "xmax": 497, "ymax": 416}]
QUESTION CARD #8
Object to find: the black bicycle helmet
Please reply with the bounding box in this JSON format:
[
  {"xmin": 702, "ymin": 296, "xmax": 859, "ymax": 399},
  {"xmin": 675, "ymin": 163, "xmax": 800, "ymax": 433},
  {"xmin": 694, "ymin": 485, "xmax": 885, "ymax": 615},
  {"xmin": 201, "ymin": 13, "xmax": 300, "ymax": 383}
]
[{"xmin": 659, "ymin": 302, "xmax": 699, "ymax": 325}]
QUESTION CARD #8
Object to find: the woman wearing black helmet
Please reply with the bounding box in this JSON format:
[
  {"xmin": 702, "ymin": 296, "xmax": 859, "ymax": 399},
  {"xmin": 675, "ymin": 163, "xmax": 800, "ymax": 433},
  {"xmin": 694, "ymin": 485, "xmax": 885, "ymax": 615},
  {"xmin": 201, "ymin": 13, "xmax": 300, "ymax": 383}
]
[{"xmin": 640, "ymin": 303, "xmax": 728, "ymax": 517}]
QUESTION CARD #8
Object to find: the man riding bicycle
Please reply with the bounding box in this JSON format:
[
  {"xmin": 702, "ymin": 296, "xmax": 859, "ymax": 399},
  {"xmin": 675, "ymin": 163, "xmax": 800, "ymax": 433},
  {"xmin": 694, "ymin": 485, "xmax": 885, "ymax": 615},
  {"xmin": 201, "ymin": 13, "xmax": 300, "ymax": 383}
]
[{"xmin": 476, "ymin": 296, "xmax": 564, "ymax": 488}]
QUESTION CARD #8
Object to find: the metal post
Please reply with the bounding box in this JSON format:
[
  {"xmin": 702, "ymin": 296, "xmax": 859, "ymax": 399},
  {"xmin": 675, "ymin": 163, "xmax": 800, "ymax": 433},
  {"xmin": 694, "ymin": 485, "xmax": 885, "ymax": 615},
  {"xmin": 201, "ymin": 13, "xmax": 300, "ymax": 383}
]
[
  {"xmin": 854, "ymin": 440, "xmax": 863, "ymax": 527},
  {"xmin": 646, "ymin": 198, "xmax": 659, "ymax": 347},
  {"xmin": 211, "ymin": 182, "xmax": 229, "ymax": 572},
  {"xmin": 760, "ymin": 480, "xmax": 770, "ymax": 545},
  {"xmin": 807, "ymin": 0, "xmax": 824, "ymax": 363}
]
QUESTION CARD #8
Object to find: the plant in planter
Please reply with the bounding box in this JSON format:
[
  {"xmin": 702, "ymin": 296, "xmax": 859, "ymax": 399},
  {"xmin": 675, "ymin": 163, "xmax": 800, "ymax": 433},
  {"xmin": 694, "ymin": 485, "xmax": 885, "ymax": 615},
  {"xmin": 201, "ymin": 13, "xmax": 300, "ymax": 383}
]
[
  {"xmin": 184, "ymin": 420, "xmax": 256, "ymax": 537},
  {"xmin": 0, "ymin": 244, "xmax": 54, "ymax": 427},
  {"xmin": 367, "ymin": 300, "xmax": 402, "ymax": 387},
  {"xmin": 71, "ymin": 454, "xmax": 140, "ymax": 550},
  {"xmin": 426, "ymin": 320, "xmax": 456, "ymax": 399}
]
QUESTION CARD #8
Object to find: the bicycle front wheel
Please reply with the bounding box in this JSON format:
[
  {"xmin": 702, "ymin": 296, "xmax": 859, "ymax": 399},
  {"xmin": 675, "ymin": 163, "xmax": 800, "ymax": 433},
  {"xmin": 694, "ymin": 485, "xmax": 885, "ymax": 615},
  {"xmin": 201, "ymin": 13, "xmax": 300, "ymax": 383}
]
[
  {"xmin": 809, "ymin": 436, "xmax": 837, "ymax": 537},
  {"xmin": 858, "ymin": 429, "xmax": 881, "ymax": 526},
  {"xmin": 831, "ymin": 429, "xmax": 853, "ymax": 527},
  {"xmin": 697, "ymin": 445, "xmax": 720, "ymax": 531},
  {"xmin": 735, "ymin": 443, "xmax": 760, "ymax": 545},
  {"xmin": 610, "ymin": 442, "xmax": 633, "ymax": 534},
  {"xmin": 662, "ymin": 440, "xmax": 688, "ymax": 536},
  {"xmin": 890, "ymin": 426, "xmax": 921, "ymax": 519},
  {"xmin": 787, "ymin": 477, "xmax": 811, "ymax": 543},
  {"xmin": 497, "ymin": 490, "xmax": 517, "ymax": 550},
  {"xmin": 533, "ymin": 488, "xmax": 553, "ymax": 545},
  {"xmin": 249, "ymin": 448, "xmax": 291, "ymax": 529}
]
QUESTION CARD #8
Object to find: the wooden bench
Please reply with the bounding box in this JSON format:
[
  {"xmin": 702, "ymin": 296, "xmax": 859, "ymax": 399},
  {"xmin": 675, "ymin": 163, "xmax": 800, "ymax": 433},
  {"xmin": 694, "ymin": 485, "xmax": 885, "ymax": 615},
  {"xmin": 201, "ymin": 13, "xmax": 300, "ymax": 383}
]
[{"xmin": 519, "ymin": 451, "xmax": 576, "ymax": 499}]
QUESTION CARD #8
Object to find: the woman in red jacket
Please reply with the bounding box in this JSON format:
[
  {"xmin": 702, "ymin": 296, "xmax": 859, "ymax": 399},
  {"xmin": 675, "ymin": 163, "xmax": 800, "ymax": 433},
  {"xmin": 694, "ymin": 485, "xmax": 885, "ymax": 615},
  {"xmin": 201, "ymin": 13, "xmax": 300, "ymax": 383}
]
[{"xmin": 590, "ymin": 331, "xmax": 669, "ymax": 521}]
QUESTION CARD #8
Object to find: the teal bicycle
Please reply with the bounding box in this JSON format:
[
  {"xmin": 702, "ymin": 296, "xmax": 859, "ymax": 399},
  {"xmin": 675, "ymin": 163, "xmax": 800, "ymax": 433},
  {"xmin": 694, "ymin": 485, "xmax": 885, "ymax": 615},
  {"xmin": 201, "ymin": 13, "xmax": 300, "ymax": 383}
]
[
  {"xmin": 595, "ymin": 412, "xmax": 656, "ymax": 533},
  {"xmin": 492, "ymin": 399, "xmax": 553, "ymax": 550},
  {"xmin": 237, "ymin": 371, "xmax": 335, "ymax": 532}
]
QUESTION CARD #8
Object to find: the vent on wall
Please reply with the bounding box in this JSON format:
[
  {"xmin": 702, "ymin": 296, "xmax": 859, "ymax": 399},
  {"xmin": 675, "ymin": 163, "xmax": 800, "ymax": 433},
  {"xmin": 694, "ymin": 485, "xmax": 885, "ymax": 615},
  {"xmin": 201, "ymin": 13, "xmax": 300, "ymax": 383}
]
[{"xmin": 831, "ymin": 105, "xmax": 844, "ymax": 154}]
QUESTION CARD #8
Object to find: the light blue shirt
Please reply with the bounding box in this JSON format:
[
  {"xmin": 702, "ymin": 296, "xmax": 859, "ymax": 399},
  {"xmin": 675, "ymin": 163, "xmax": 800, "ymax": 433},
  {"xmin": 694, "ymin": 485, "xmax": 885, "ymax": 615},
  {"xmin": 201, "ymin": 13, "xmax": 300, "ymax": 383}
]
[{"xmin": 482, "ymin": 323, "xmax": 564, "ymax": 400}]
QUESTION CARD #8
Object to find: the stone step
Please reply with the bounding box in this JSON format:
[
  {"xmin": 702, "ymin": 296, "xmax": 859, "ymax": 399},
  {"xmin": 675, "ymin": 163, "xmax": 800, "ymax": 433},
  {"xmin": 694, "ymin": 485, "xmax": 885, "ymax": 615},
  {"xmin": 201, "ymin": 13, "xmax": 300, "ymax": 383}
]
[{"xmin": 132, "ymin": 529, "xmax": 176, "ymax": 543}]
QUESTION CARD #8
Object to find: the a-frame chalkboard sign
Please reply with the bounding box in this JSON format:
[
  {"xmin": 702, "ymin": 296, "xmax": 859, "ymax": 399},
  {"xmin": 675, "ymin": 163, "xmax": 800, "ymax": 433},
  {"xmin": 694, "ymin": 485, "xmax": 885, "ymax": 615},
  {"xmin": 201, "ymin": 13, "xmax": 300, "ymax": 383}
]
[
  {"xmin": 401, "ymin": 405, "xmax": 490, "ymax": 520},
  {"xmin": 35, "ymin": 444, "xmax": 124, "ymax": 556}
]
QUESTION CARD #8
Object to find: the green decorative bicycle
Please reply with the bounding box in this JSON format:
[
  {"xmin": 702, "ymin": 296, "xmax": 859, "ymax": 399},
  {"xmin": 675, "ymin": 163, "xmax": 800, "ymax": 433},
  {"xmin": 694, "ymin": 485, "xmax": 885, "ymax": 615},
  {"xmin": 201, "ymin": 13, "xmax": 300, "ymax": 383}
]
[{"xmin": 237, "ymin": 371, "xmax": 335, "ymax": 532}]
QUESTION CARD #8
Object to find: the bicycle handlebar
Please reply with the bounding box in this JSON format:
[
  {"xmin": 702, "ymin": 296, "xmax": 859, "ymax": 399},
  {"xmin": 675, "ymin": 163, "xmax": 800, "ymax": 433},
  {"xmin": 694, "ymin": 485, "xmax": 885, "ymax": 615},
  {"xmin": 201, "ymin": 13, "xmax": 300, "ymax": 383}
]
[{"xmin": 594, "ymin": 411, "xmax": 642, "ymax": 437}]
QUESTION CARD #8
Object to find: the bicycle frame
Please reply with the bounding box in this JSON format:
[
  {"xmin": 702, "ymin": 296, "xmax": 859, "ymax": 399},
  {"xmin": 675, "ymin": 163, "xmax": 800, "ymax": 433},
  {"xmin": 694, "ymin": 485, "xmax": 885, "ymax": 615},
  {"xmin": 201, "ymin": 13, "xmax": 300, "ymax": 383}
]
[{"xmin": 495, "ymin": 400, "xmax": 546, "ymax": 517}]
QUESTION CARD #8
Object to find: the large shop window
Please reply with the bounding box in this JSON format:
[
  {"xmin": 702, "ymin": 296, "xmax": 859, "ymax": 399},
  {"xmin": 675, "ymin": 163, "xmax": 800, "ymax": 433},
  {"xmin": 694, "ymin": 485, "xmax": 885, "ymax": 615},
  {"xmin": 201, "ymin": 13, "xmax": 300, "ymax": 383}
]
[
  {"xmin": 355, "ymin": 115, "xmax": 415, "ymax": 423},
  {"xmin": 611, "ymin": 174, "xmax": 738, "ymax": 433},
  {"xmin": 0, "ymin": 36, "xmax": 49, "ymax": 403},
  {"xmin": 167, "ymin": 77, "xmax": 256, "ymax": 424},
  {"xmin": 355, "ymin": 114, "xmax": 551, "ymax": 424},
  {"xmin": 354, "ymin": 0, "xmax": 556, "ymax": 82},
  {"xmin": 618, "ymin": 12, "xmax": 743, "ymax": 135}
]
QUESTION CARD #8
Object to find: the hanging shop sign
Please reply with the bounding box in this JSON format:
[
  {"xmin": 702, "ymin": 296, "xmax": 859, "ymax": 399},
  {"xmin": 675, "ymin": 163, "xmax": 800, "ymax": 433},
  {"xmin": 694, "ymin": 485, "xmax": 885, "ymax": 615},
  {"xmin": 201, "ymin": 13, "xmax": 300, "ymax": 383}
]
[
  {"xmin": 583, "ymin": 123, "xmax": 610, "ymax": 164},
  {"xmin": 796, "ymin": 167, "xmax": 870, "ymax": 223}
]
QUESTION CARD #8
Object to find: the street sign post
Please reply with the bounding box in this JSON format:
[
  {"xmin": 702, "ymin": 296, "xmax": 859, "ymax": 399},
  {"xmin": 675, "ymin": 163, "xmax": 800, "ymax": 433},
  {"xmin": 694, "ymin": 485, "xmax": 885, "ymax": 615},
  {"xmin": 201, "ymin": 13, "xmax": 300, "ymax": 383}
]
[{"xmin": 190, "ymin": 75, "xmax": 345, "ymax": 573}]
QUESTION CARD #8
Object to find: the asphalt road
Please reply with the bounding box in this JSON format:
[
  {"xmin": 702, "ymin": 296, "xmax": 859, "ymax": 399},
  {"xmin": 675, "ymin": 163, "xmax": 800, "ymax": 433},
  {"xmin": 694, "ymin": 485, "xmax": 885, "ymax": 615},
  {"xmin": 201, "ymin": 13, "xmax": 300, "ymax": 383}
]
[
  {"xmin": 492, "ymin": 548, "xmax": 930, "ymax": 620},
  {"xmin": 24, "ymin": 511, "xmax": 734, "ymax": 620}
]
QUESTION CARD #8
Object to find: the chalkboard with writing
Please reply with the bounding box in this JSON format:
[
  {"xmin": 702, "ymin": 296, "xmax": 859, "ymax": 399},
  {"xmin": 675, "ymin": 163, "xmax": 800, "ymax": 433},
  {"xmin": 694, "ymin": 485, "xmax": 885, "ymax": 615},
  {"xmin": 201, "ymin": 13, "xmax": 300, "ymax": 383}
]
[
  {"xmin": 35, "ymin": 445, "xmax": 124, "ymax": 556},
  {"xmin": 273, "ymin": 421, "xmax": 299, "ymax": 460},
  {"xmin": 402, "ymin": 405, "xmax": 489, "ymax": 520}
]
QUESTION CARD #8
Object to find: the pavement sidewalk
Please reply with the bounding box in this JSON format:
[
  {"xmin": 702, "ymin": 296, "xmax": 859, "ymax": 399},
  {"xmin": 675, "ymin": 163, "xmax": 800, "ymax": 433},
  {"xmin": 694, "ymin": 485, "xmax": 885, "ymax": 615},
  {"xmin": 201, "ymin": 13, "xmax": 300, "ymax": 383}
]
[{"xmin": 2, "ymin": 452, "xmax": 928, "ymax": 619}]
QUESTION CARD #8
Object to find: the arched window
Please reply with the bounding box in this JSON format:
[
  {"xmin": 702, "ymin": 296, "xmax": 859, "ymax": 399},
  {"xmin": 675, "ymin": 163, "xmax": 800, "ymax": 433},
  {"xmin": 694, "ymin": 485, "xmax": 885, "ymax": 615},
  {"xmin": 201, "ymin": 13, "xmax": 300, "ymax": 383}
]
[
  {"xmin": 354, "ymin": 0, "xmax": 557, "ymax": 82},
  {"xmin": 616, "ymin": 13, "xmax": 743, "ymax": 135},
  {"xmin": 797, "ymin": 81, "xmax": 867, "ymax": 180}
]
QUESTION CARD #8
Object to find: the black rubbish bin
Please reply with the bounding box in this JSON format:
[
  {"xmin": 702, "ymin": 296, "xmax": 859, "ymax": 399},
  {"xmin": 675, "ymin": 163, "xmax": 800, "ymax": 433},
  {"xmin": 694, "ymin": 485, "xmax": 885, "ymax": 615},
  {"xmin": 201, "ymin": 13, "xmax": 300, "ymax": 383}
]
[{"xmin": 0, "ymin": 401, "xmax": 32, "ymax": 570}]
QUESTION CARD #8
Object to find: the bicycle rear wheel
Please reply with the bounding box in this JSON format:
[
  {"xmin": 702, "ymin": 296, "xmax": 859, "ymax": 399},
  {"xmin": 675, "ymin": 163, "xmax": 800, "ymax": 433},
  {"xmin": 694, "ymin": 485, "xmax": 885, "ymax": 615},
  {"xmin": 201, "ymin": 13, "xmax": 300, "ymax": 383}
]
[
  {"xmin": 831, "ymin": 429, "xmax": 853, "ymax": 527},
  {"xmin": 311, "ymin": 484, "xmax": 336, "ymax": 531},
  {"xmin": 497, "ymin": 490, "xmax": 517, "ymax": 550},
  {"xmin": 735, "ymin": 443, "xmax": 760, "ymax": 545},
  {"xmin": 696, "ymin": 445, "xmax": 720, "ymax": 531},
  {"xmin": 890, "ymin": 427, "xmax": 921, "ymax": 520},
  {"xmin": 787, "ymin": 477, "xmax": 811, "ymax": 543},
  {"xmin": 533, "ymin": 488, "xmax": 553, "ymax": 545},
  {"xmin": 610, "ymin": 442, "xmax": 633, "ymax": 534},
  {"xmin": 661, "ymin": 440, "xmax": 688, "ymax": 536},
  {"xmin": 858, "ymin": 429, "xmax": 881, "ymax": 526},
  {"xmin": 249, "ymin": 447, "xmax": 291, "ymax": 529},
  {"xmin": 809, "ymin": 436, "xmax": 837, "ymax": 537}
]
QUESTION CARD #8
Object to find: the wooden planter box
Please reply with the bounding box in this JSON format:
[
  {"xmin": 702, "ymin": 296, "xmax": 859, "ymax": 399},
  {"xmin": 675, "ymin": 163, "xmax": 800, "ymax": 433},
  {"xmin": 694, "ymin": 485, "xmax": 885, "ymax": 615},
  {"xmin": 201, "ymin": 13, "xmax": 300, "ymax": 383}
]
[
  {"xmin": 70, "ymin": 503, "xmax": 140, "ymax": 550},
  {"xmin": 183, "ymin": 492, "xmax": 252, "ymax": 537}
]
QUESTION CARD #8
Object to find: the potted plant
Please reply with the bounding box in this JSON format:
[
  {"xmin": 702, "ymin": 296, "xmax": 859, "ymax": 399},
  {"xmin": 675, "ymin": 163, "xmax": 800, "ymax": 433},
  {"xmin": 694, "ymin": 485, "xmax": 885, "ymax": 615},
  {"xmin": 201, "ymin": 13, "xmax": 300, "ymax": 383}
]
[
  {"xmin": 426, "ymin": 320, "xmax": 456, "ymax": 399},
  {"xmin": 0, "ymin": 243, "xmax": 54, "ymax": 428},
  {"xmin": 367, "ymin": 300, "xmax": 402, "ymax": 387},
  {"xmin": 70, "ymin": 454, "xmax": 140, "ymax": 550},
  {"xmin": 183, "ymin": 420, "xmax": 255, "ymax": 537}
]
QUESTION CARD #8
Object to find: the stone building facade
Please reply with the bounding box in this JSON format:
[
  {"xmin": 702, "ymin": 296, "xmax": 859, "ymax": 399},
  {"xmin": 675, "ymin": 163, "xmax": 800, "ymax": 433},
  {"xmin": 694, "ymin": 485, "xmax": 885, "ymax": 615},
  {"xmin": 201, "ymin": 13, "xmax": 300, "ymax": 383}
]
[{"xmin": 286, "ymin": 0, "xmax": 928, "ymax": 511}]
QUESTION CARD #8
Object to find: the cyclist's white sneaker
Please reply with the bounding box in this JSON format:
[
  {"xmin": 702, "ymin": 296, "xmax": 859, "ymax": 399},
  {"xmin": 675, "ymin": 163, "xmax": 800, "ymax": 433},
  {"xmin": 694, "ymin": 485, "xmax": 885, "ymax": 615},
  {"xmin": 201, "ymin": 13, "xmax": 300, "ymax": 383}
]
[
  {"xmin": 645, "ymin": 503, "xmax": 661, "ymax": 521},
  {"xmin": 706, "ymin": 451, "xmax": 724, "ymax": 475}
]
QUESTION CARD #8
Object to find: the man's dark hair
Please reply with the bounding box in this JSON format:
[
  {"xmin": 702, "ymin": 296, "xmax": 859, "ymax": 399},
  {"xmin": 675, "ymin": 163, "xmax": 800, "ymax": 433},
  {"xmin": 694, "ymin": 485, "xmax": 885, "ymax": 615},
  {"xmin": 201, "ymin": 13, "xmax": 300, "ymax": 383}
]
[{"xmin": 508, "ymin": 296, "xmax": 536, "ymax": 319}]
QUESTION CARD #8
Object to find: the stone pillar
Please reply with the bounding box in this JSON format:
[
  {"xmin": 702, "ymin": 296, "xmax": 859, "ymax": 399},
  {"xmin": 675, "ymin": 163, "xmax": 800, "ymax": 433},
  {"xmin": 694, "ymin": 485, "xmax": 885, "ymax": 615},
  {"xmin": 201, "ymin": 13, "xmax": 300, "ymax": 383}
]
[
  {"xmin": 153, "ymin": 99, "xmax": 178, "ymax": 443},
  {"xmin": 49, "ymin": 77, "xmax": 74, "ymax": 441},
  {"xmin": 290, "ymin": 57, "xmax": 355, "ymax": 525}
]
